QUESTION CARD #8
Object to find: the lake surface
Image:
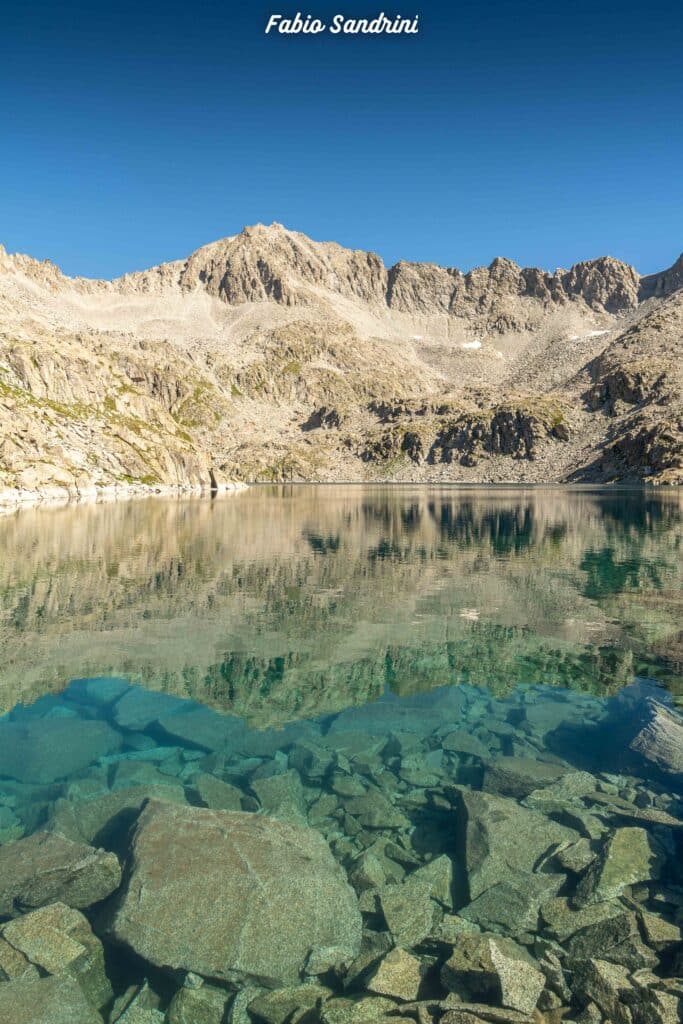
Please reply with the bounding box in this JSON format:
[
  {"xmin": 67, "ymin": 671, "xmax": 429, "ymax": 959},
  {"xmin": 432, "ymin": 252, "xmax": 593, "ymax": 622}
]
[{"xmin": 0, "ymin": 486, "xmax": 681, "ymax": 1023}]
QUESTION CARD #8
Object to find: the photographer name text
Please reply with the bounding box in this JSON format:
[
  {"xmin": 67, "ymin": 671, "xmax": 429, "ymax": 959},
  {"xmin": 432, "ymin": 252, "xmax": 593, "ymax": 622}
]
[{"xmin": 265, "ymin": 12, "xmax": 419, "ymax": 35}]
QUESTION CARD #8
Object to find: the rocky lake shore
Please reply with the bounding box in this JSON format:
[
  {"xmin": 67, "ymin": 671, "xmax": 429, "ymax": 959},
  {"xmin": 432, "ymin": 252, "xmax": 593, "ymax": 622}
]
[{"xmin": 0, "ymin": 677, "xmax": 681, "ymax": 1024}]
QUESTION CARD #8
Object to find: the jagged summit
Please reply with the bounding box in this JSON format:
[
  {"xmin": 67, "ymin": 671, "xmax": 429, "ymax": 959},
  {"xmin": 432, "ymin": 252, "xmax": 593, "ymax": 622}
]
[
  {"xmin": 0, "ymin": 226, "xmax": 681, "ymax": 500},
  {"xmin": 1, "ymin": 225, "xmax": 677, "ymax": 321}
]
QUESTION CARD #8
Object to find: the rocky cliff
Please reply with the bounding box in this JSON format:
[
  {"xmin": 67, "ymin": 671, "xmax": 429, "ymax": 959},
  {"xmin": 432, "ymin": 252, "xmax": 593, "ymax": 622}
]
[{"xmin": 1, "ymin": 224, "xmax": 681, "ymax": 501}]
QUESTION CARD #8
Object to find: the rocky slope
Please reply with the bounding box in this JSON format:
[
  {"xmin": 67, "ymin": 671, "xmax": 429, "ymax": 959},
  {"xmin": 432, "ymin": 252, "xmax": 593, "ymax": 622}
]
[{"xmin": 1, "ymin": 225, "xmax": 681, "ymax": 500}]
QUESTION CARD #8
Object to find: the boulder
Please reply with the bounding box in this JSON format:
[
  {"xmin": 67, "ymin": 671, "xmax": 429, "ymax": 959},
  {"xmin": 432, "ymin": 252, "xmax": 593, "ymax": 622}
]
[
  {"xmin": 247, "ymin": 983, "xmax": 331, "ymax": 1024},
  {"xmin": 366, "ymin": 948, "xmax": 424, "ymax": 1002},
  {"xmin": 0, "ymin": 937, "xmax": 40, "ymax": 981},
  {"xmin": 66, "ymin": 676, "xmax": 131, "ymax": 706},
  {"xmin": 343, "ymin": 788, "xmax": 410, "ymax": 830},
  {"xmin": 0, "ymin": 902, "xmax": 112, "ymax": 1010},
  {"xmin": 0, "ymin": 718, "xmax": 122, "ymax": 784},
  {"xmin": 0, "ymin": 974, "xmax": 103, "ymax": 1024},
  {"xmin": 570, "ymin": 958, "xmax": 633, "ymax": 1024},
  {"xmin": 165, "ymin": 980, "xmax": 232, "ymax": 1024},
  {"xmin": 188, "ymin": 772, "xmax": 245, "ymax": 811},
  {"xmin": 0, "ymin": 831, "xmax": 121, "ymax": 916},
  {"xmin": 574, "ymin": 827, "xmax": 664, "ymax": 906},
  {"xmin": 107, "ymin": 800, "xmax": 362, "ymax": 986},
  {"xmin": 47, "ymin": 785, "xmax": 188, "ymax": 847},
  {"xmin": 483, "ymin": 757, "xmax": 568, "ymax": 799},
  {"xmin": 565, "ymin": 910, "xmax": 658, "ymax": 971},
  {"xmin": 630, "ymin": 700, "xmax": 683, "ymax": 775},
  {"xmin": 251, "ymin": 769, "xmax": 307, "ymax": 824},
  {"xmin": 441, "ymin": 933, "xmax": 545, "ymax": 1014},
  {"xmin": 456, "ymin": 788, "xmax": 579, "ymax": 899},
  {"xmin": 460, "ymin": 875, "xmax": 564, "ymax": 935},
  {"xmin": 321, "ymin": 996, "xmax": 400, "ymax": 1024},
  {"xmin": 379, "ymin": 877, "xmax": 438, "ymax": 947}
]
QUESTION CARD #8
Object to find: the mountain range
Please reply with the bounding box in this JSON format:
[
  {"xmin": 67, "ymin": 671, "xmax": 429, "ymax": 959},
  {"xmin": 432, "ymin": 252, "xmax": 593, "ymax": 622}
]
[{"xmin": 1, "ymin": 222, "xmax": 681, "ymax": 502}]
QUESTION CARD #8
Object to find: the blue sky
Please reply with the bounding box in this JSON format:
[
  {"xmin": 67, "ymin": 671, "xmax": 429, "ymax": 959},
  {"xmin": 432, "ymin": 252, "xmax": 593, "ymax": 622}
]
[{"xmin": 1, "ymin": 1, "xmax": 681, "ymax": 278}]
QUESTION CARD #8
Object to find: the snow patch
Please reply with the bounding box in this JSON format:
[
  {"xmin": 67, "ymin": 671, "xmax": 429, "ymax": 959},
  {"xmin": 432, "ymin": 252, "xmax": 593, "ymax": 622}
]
[{"xmin": 461, "ymin": 339, "xmax": 482, "ymax": 351}]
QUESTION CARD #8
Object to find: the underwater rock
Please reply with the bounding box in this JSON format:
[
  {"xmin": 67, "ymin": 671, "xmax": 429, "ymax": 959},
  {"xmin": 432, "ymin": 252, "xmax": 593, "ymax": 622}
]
[
  {"xmin": 366, "ymin": 947, "xmax": 424, "ymax": 1002},
  {"xmin": 455, "ymin": 788, "xmax": 578, "ymax": 899},
  {"xmin": 570, "ymin": 958, "xmax": 633, "ymax": 1024},
  {"xmin": 539, "ymin": 895, "xmax": 624, "ymax": 942},
  {"xmin": 112, "ymin": 688, "xmax": 188, "ymax": 730},
  {"xmin": 564, "ymin": 910, "xmax": 658, "ymax": 971},
  {"xmin": 0, "ymin": 718, "xmax": 122, "ymax": 784},
  {"xmin": 247, "ymin": 983, "xmax": 332, "ymax": 1024},
  {"xmin": 637, "ymin": 910, "xmax": 683, "ymax": 951},
  {"xmin": 460, "ymin": 875, "xmax": 564, "ymax": 936},
  {"xmin": 155, "ymin": 706, "xmax": 247, "ymax": 752},
  {"xmin": 630, "ymin": 701, "xmax": 683, "ymax": 775},
  {"xmin": 0, "ymin": 973, "xmax": 103, "ymax": 1024},
  {"xmin": 320, "ymin": 995, "xmax": 399, "ymax": 1024},
  {"xmin": 47, "ymin": 785, "xmax": 188, "ymax": 848},
  {"xmin": 251, "ymin": 768, "xmax": 307, "ymax": 823},
  {"xmin": 343, "ymin": 788, "xmax": 410, "ymax": 830},
  {"xmin": 0, "ymin": 936, "xmax": 40, "ymax": 981},
  {"xmin": 0, "ymin": 804, "xmax": 24, "ymax": 844},
  {"xmin": 378, "ymin": 877, "xmax": 438, "ymax": 947},
  {"xmin": 107, "ymin": 800, "xmax": 362, "ymax": 986},
  {"xmin": 187, "ymin": 772, "xmax": 245, "ymax": 811},
  {"xmin": 574, "ymin": 827, "xmax": 665, "ymax": 906},
  {"xmin": 441, "ymin": 933, "xmax": 545, "ymax": 1014},
  {"xmin": 165, "ymin": 979, "xmax": 232, "ymax": 1024},
  {"xmin": 66, "ymin": 676, "xmax": 131, "ymax": 707},
  {"xmin": 482, "ymin": 756, "xmax": 568, "ymax": 799},
  {"xmin": 0, "ymin": 831, "xmax": 121, "ymax": 916},
  {"xmin": 0, "ymin": 902, "xmax": 112, "ymax": 1010},
  {"xmin": 441, "ymin": 730, "xmax": 490, "ymax": 759}
]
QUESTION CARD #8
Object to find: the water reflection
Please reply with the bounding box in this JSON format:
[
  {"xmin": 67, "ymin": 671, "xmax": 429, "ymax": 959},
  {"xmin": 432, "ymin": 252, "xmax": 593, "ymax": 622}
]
[{"xmin": 0, "ymin": 486, "xmax": 681, "ymax": 724}]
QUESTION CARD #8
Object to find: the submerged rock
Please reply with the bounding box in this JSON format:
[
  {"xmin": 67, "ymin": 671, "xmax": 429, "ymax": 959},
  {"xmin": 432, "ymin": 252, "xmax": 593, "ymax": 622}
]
[
  {"xmin": 367, "ymin": 947, "xmax": 424, "ymax": 1002},
  {"xmin": 0, "ymin": 902, "xmax": 112, "ymax": 1010},
  {"xmin": 107, "ymin": 800, "xmax": 362, "ymax": 986},
  {"xmin": 247, "ymin": 983, "xmax": 331, "ymax": 1024},
  {"xmin": 456, "ymin": 788, "xmax": 578, "ymax": 899},
  {"xmin": 0, "ymin": 718, "xmax": 122, "ymax": 784},
  {"xmin": 0, "ymin": 974, "xmax": 103, "ymax": 1024},
  {"xmin": 165, "ymin": 979, "xmax": 232, "ymax": 1023},
  {"xmin": 441, "ymin": 933, "xmax": 545, "ymax": 1014},
  {"xmin": 630, "ymin": 700, "xmax": 683, "ymax": 775},
  {"xmin": 574, "ymin": 826, "xmax": 664, "ymax": 906},
  {"xmin": 482, "ymin": 756, "xmax": 568, "ymax": 799},
  {"xmin": 0, "ymin": 831, "xmax": 121, "ymax": 916}
]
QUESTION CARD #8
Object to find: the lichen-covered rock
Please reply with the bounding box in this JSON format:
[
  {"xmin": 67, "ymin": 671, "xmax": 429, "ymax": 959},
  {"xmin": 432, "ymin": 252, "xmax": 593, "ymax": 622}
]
[
  {"xmin": 0, "ymin": 974, "xmax": 103, "ymax": 1024},
  {"xmin": 0, "ymin": 831, "xmax": 121, "ymax": 916},
  {"xmin": 107, "ymin": 800, "xmax": 362, "ymax": 986}
]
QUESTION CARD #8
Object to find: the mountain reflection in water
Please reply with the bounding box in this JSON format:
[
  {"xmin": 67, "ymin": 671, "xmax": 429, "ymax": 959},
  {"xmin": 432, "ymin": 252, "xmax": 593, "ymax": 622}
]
[{"xmin": 0, "ymin": 485, "xmax": 681, "ymax": 724}]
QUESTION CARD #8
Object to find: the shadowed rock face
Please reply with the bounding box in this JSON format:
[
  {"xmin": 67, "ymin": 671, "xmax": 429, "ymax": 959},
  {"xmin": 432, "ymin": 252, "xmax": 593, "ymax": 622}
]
[
  {"xmin": 106, "ymin": 800, "xmax": 362, "ymax": 986},
  {"xmin": 1, "ymin": 224, "xmax": 681, "ymax": 496}
]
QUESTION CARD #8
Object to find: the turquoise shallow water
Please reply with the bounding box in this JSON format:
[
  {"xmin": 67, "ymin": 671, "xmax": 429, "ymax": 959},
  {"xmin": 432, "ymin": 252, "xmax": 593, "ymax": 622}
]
[{"xmin": 0, "ymin": 486, "xmax": 681, "ymax": 1023}]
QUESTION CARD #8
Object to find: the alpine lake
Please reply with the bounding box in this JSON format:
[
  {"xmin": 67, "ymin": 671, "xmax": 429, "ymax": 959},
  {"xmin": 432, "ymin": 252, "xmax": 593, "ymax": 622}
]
[{"xmin": 0, "ymin": 486, "xmax": 681, "ymax": 1024}]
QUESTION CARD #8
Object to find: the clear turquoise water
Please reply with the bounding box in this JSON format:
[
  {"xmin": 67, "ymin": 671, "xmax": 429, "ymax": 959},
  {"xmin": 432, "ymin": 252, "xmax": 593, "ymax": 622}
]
[{"xmin": 0, "ymin": 486, "xmax": 681, "ymax": 1018}]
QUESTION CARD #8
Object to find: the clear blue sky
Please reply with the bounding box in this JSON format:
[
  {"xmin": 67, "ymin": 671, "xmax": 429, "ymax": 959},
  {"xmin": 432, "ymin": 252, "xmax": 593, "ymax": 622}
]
[{"xmin": 1, "ymin": 1, "xmax": 681, "ymax": 278}]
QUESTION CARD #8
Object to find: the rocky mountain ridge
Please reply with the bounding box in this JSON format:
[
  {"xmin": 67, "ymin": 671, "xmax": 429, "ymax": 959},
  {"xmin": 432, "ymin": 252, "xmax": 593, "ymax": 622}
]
[{"xmin": 1, "ymin": 224, "xmax": 681, "ymax": 502}]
